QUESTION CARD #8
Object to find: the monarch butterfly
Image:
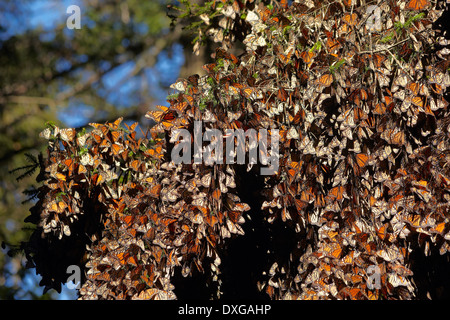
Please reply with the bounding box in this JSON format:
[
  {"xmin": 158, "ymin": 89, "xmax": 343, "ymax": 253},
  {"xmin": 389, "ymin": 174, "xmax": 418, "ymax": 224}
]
[
  {"xmin": 64, "ymin": 158, "xmax": 75, "ymax": 174},
  {"xmin": 377, "ymin": 247, "xmax": 401, "ymax": 262},
  {"xmin": 78, "ymin": 163, "xmax": 87, "ymax": 175},
  {"xmin": 343, "ymin": 287, "xmax": 362, "ymax": 300},
  {"xmin": 215, "ymin": 47, "xmax": 239, "ymax": 65},
  {"xmin": 205, "ymin": 212, "xmax": 219, "ymax": 228},
  {"xmin": 277, "ymin": 87, "xmax": 288, "ymax": 102},
  {"xmin": 347, "ymin": 88, "xmax": 368, "ymax": 106},
  {"xmin": 407, "ymin": 82, "xmax": 421, "ymax": 95},
  {"xmin": 184, "ymin": 76, "xmax": 199, "ymax": 93},
  {"xmin": 367, "ymin": 290, "xmax": 379, "ymax": 300},
  {"xmin": 107, "ymin": 117, "xmax": 123, "ymax": 130},
  {"xmin": 130, "ymin": 159, "xmax": 143, "ymax": 172},
  {"xmin": 259, "ymin": 6, "xmax": 272, "ymax": 22},
  {"xmin": 53, "ymin": 171, "xmax": 66, "ymax": 182},
  {"xmin": 91, "ymin": 132, "xmax": 103, "ymax": 144},
  {"xmin": 227, "ymin": 210, "xmax": 243, "ymax": 224},
  {"xmin": 170, "ymin": 79, "xmax": 187, "ymax": 92},
  {"xmin": 161, "ymin": 186, "xmax": 179, "ymax": 202},
  {"xmin": 286, "ymin": 161, "xmax": 299, "ymax": 183},
  {"xmin": 39, "ymin": 127, "xmax": 54, "ymax": 140},
  {"xmin": 428, "ymin": 70, "xmax": 450, "ymax": 87},
  {"xmin": 376, "ymin": 69, "xmax": 390, "ymax": 87},
  {"xmin": 376, "ymin": 224, "xmax": 388, "ymax": 240},
  {"xmin": 380, "ymin": 128, "xmax": 404, "ymax": 146},
  {"xmin": 202, "ymin": 63, "xmax": 216, "ymax": 74},
  {"xmin": 145, "ymin": 146, "xmax": 163, "ymax": 159},
  {"xmin": 296, "ymin": 70, "xmax": 309, "ymax": 84},
  {"xmin": 326, "ymin": 38, "xmax": 341, "ymax": 53},
  {"xmin": 145, "ymin": 106, "xmax": 177, "ymax": 123},
  {"xmin": 219, "ymin": 173, "xmax": 236, "ymax": 192},
  {"xmin": 59, "ymin": 128, "xmax": 76, "ymax": 142},
  {"xmin": 91, "ymin": 270, "xmax": 111, "ymax": 282},
  {"xmin": 99, "ymin": 138, "xmax": 110, "ymax": 149},
  {"xmin": 342, "ymin": 13, "xmax": 358, "ymax": 26},
  {"xmin": 98, "ymin": 125, "xmax": 109, "ymax": 138},
  {"xmin": 111, "ymin": 143, "xmax": 123, "ymax": 156},
  {"xmin": 373, "ymin": 102, "xmax": 386, "ymax": 115},
  {"xmin": 355, "ymin": 153, "xmax": 369, "ymax": 169},
  {"xmin": 231, "ymin": 202, "xmax": 250, "ymax": 213},
  {"xmin": 49, "ymin": 200, "xmax": 67, "ymax": 214},
  {"xmin": 121, "ymin": 215, "xmax": 134, "ymax": 227},
  {"xmin": 242, "ymin": 87, "xmax": 262, "ymax": 100},
  {"xmin": 212, "ymin": 188, "xmax": 221, "ymax": 202},
  {"xmin": 372, "ymin": 53, "xmax": 387, "ymax": 68},
  {"xmin": 430, "ymin": 83, "xmax": 444, "ymax": 95},
  {"xmin": 171, "ymin": 101, "xmax": 188, "ymax": 115},
  {"xmin": 316, "ymin": 73, "xmax": 333, "ymax": 87},
  {"xmin": 330, "ymin": 186, "xmax": 345, "ymax": 201},
  {"xmin": 300, "ymin": 187, "xmax": 314, "ymax": 204},
  {"xmin": 340, "ymin": 251, "xmax": 354, "ymax": 265},
  {"xmin": 226, "ymin": 83, "xmax": 240, "ymax": 96},
  {"xmin": 198, "ymin": 172, "xmax": 212, "ymax": 188},
  {"xmin": 182, "ymin": 93, "xmax": 195, "ymax": 106},
  {"xmin": 430, "ymin": 222, "xmax": 447, "ymax": 235},
  {"xmin": 226, "ymin": 218, "xmax": 245, "ymax": 235},
  {"xmin": 115, "ymin": 251, "xmax": 130, "ymax": 266},
  {"xmin": 278, "ymin": 46, "xmax": 295, "ymax": 65},
  {"xmin": 406, "ymin": 0, "xmax": 429, "ymax": 10},
  {"xmin": 133, "ymin": 288, "xmax": 161, "ymax": 300},
  {"xmin": 108, "ymin": 130, "xmax": 121, "ymax": 143},
  {"xmin": 411, "ymin": 96, "xmax": 424, "ymax": 108},
  {"xmin": 411, "ymin": 186, "xmax": 432, "ymax": 203},
  {"xmin": 323, "ymin": 242, "xmax": 342, "ymax": 259},
  {"xmin": 124, "ymin": 121, "xmax": 138, "ymax": 133},
  {"xmin": 349, "ymin": 274, "xmax": 363, "ymax": 285}
]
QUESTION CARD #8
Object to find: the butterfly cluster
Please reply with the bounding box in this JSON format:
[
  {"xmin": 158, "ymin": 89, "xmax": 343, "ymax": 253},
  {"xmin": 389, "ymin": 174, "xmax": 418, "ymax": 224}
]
[{"xmin": 22, "ymin": 0, "xmax": 449, "ymax": 300}]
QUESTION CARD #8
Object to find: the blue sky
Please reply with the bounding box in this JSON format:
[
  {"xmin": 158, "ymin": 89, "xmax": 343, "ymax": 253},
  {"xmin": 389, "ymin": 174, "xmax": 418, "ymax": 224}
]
[
  {"xmin": 21, "ymin": 0, "xmax": 184, "ymax": 128},
  {"xmin": 4, "ymin": 0, "xmax": 185, "ymax": 300}
]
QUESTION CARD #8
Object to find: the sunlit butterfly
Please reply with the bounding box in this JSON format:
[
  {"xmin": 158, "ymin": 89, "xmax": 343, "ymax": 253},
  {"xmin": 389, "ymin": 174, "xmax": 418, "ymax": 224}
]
[
  {"xmin": 300, "ymin": 50, "xmax": 316, "ymax": 64},
  {"xmin": 406, "ymin": 0, "xmax": 429, "ymax": 10},
  {"xmin": 353, "ymin": 153, "xmax": 369, "ymax": 175},
  {"xmin": 106, "ymin": 117, "xmax": 123, "ymax": 130},
  {"xmin": 323, "ymin": 242, "xmax": 342, "ymax": 259},
  {"xmin": 381, "ymin": 128, "xmax": 405, "ymax": 145},
  {"xmin": 342, "ymin": 13, "xmax": 358, "ymax": 26},
  {"xmin": 111, "ymin": 143, "xmax": 123, "ymax": 156},
  {"xmin": 316, "ymin": 73, "xmax": 333, "ymax": 87},
  {"xmin": 329, "ymin": 186, "xmax": 345, "ymax": 201},
  {"xmin": 124, "ymin": 122, "xmax": 138, "ymax": 133},
  {"xmin": 49, "ymin": 200, "xmax": 67, "ymax": 214},
  {"xmin": 145, "ymin": 106, "xmax": 177, "ymax": 123},
  {"xmin": 64, "ymin": 159, "xmax": 75, "ymax": 176},
  {"xmin": 242, "ymin": 87, "xmax": 263, "ymax": 100},
  {"xmin": 278, "ymin": 47, "xmax": 294, "ymax": 65},
  {"xmin": 59, "ymin": 128, "xmax": 76, "ymax": 143}
]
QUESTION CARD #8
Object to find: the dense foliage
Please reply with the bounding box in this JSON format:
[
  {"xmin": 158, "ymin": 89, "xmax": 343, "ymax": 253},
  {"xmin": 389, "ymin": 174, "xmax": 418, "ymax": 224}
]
[{"xmin": 17, "ymin": 0, "xmax": 450, "ymax": 299}]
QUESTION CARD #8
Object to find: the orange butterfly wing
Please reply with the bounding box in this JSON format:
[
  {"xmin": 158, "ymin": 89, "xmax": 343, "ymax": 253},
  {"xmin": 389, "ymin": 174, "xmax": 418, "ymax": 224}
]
[
  {"xmin": 406, "ymin": 0, "xmax": 429, "ymax": 10},
  {"xmin": 355, "ymin": 153, "xmax": 369, "ymax": 168},
  {"xmin": 317, "ymin": 73, "xmax": 333, "ymax": 87}
]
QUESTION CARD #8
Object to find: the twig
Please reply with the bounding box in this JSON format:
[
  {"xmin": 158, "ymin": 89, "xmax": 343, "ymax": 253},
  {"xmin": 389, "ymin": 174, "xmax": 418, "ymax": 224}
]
[
  {"xmin": 386, "ymin": 48, "xmax": 414, "ymax": 81},
  {"xmin": 358, "ymin": 37, "xmax": 410, "ymax": 54}
]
